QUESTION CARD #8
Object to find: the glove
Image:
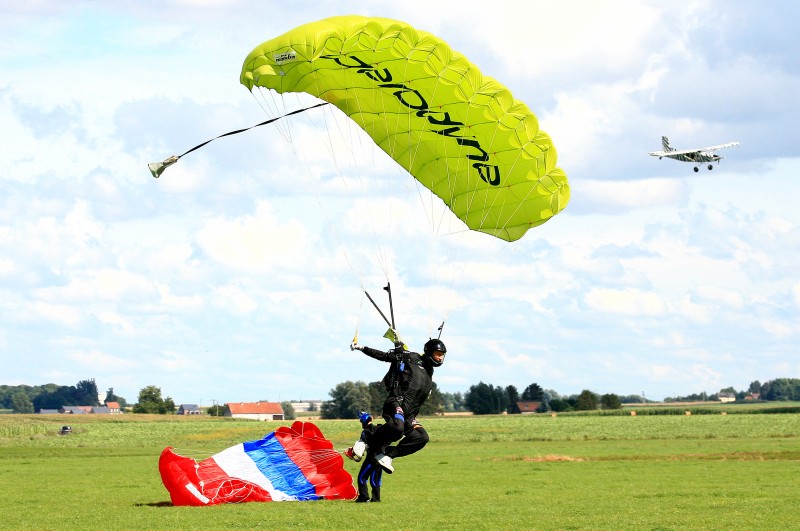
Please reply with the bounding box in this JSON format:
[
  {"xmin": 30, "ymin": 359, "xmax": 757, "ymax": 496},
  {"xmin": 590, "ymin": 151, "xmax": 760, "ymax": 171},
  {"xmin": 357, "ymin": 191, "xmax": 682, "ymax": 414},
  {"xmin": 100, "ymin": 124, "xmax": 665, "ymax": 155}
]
[{"xmin": 350, "ymin": 342, "xmax": 363, "ymax": 351}]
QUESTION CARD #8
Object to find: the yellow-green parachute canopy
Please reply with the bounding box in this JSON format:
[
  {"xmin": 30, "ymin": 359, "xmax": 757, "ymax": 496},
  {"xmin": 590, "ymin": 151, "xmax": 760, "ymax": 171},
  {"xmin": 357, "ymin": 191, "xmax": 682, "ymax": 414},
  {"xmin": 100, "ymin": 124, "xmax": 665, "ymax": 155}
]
[{"xmin": 240, "ymin": 16, "xmax": 569, "ymax": 242}]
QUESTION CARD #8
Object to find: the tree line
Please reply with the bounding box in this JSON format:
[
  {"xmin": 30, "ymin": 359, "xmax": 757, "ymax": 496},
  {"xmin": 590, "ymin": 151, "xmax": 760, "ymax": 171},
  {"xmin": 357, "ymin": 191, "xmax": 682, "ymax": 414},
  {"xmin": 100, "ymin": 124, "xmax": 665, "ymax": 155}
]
[
  {"xmin": 3, "ymin": 377, "xmax": 799, "ymax": 415},
  {"xmin": 0, "ymin": 380, "xmax": 127, "ymax": 413},
  {"xmin": 318, "ymin": 380, "xmax": 626, "ymax": 418},
  {"xmin": 664, "ymin": 379, "xmax": 800, "ymax": 402}
]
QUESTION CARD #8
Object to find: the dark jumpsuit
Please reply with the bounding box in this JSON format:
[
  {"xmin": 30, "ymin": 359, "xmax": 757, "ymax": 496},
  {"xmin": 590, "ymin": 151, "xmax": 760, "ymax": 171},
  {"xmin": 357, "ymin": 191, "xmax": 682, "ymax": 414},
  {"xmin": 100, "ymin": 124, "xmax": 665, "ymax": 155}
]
[{"xmin": 355, "ymin": 346, "xmax": 435, "ymax": 502}]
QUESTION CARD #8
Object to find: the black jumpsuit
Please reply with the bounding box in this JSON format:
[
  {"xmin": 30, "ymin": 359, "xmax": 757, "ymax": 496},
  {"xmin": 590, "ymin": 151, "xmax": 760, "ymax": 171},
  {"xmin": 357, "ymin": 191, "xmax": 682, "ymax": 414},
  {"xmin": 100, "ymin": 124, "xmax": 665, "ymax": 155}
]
[{"xmin": 355, "ymin": 346, "xmax": 435, "ymax": 502}]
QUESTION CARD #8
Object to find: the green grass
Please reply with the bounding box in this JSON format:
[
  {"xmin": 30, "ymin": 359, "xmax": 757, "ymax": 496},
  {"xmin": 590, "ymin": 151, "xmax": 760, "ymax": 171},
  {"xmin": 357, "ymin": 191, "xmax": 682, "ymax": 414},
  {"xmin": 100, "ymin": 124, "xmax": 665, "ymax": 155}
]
[{"xmin": 1, "ymin": 412, "xmax": 799, "ymax": 529}]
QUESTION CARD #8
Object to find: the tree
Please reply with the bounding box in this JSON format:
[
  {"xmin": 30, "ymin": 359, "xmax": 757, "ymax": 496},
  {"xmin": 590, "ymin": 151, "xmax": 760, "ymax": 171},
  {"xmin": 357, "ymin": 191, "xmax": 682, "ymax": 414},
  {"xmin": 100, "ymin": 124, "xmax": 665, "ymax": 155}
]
[
  {"xmin": 760, "ymin": 378, "xmax": 800, "ymax": 401},
  {"xmin": 133, "ymin": 385, "xmax": 174, "ymax": 414},
  {"xmin": 521, "ymin": 383, "xmax": 544, "ymax": 401},
  {"xmin": 549, "ymin": 398, "xmax": 569, "ymax": 412},
  {"xmin": 321, "ymin": 381, "xmax": 371, "ymax": 419},
  {"xmin": 307, "ymin": 401, "xmax": 317, "ymax": 412},
  {"xmin": 32, "ymin": 386, "xmax": 73, "ymax": 411},
  {"xmin": 366, "ymin": 381, "xmax": 387, "ymax": 415},
  {"xmin": 440, "ymin": 391, "xmax": 465, "ymax": 412},
  {"xmin": 465, "ymin": 382, "xmax": 506, "ymax": 414},
  {"xmin": 163, "ymin": 396, "xmax": 176, "ymax": 414},
  {"xmin": 600, "ymin": 393, "xmax": 622, "ymax": 410},
  {"xmin": 575, "ymin": 390, "xmax": 599, "ymax": 411},
  {"xmin": 281, "ymin": 401, "xmax": 296, "ymax": 420},
  {"xmin": 74, "ymin": 379, "xmax": 100, "ymax": 406},
  {"xmin": 505, "ymin": 385, "xmax": 520, "ymax": 413},
  {"xmin": 207, "ymin": 404, "xmax": 225, "ymax": 416},
  {"xmin": 11, "ymin": 391, "xmax": 34, "ymax": 414}
]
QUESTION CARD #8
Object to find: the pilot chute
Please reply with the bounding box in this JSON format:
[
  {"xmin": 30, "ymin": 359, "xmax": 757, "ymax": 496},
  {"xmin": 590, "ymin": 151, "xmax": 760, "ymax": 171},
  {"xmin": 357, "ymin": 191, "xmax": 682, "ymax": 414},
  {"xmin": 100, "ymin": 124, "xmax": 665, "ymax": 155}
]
[
  {"xmin": 240, "ymin": 15, "xmax": 569, "ymax": 242},
  {"xmin": 159, "ymin": 421, "xmax": 356, "ymax": 505}
]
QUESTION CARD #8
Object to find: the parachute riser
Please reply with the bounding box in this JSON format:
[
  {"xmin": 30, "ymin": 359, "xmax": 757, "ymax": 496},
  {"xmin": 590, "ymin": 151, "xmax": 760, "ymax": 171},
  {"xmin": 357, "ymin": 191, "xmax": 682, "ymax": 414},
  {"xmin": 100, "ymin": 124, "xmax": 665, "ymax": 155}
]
[
  {"xmin": 383, "ymin": 282, "xmax": 396, "ymax": 330},
  {"xmin": 364, "ymin": 290, "xmax": 392, "ymax": 329}
]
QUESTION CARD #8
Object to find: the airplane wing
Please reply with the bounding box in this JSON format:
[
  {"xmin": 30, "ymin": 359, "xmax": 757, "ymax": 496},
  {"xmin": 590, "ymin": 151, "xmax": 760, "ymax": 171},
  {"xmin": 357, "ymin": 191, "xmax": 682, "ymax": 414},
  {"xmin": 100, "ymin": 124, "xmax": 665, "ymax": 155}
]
[
  {"xmin": 649, "ymin": 142, "xmax": 739, "ymax": 157},
  {"xmin": 694, "ymin": 141, "xmax": 740, "ymax": 152}
]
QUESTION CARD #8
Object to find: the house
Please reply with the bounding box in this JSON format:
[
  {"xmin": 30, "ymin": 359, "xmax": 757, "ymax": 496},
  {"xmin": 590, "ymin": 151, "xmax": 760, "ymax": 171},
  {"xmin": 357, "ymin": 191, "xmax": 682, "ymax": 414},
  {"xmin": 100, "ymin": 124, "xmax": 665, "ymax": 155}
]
[
  {"xmin": 59, "ymin": 405, "xmax": 115, "ymax": 414},
  {"xmin": 510, "ymin": 401, "xmax": 542, "ymax": 414},
  {"xmin": 718, "ymin": 393, "xmax": 736, "ymax": 403},
  {"xmin": 105, "ymin": 402, "xmax": 122, "ymax": 414},
  {"xmin": 178, "ymin": 404, "xmax": 202, "ymax": 415},
  {"xmin": 59, "ymin": 406, "xmax": 86, "ymax": 414},
  {"xmin": 224, "ymin": 401, "xmax": 284, "ymax": 421},
  {"xmin": 38, "ymin": 409, "xmax": 60, "ymax": 414}
]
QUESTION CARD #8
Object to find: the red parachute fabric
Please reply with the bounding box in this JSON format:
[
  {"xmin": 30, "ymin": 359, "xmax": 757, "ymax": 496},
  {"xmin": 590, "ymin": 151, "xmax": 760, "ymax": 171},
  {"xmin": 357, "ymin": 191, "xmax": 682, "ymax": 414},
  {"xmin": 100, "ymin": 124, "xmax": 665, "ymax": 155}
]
[{"xmin": 159, "ymin": 421, "xmax": 356, "ymax": 506}]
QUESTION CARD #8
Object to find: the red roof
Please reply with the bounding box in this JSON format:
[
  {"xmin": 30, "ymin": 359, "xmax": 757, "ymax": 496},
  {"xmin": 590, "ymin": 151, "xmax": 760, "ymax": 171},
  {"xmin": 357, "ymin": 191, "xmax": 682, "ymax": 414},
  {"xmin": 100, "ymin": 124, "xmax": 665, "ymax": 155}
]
[
  {"xmin": 226, "ymin": 401, "xmax": 283, "ymax": 415},
  {"xmin": 106, "ymin": 402, "xmax": 121, "ymax": 409}
]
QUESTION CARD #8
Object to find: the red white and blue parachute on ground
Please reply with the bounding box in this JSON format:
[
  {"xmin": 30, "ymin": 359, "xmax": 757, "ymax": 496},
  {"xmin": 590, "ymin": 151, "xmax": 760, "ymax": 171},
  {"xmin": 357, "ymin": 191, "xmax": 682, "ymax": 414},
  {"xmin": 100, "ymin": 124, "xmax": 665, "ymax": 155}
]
[{"xmin": 159, "ymin": 421, "xmax": 356, "ymax": 505}]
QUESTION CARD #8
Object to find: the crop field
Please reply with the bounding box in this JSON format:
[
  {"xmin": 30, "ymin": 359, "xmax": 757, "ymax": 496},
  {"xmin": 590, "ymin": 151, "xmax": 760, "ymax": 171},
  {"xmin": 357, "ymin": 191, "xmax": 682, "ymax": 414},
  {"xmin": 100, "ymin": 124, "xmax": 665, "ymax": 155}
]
[{"xmin": 1, "ymin": 410, "xmax": 799, "ymax": 530}]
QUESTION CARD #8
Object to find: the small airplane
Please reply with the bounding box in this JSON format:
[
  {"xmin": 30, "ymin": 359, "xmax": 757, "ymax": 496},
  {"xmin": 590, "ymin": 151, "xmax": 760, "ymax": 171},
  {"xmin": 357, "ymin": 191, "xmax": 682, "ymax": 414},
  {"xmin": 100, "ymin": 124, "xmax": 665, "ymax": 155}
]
[{"xmin": 649, "ymin": 136, "xmax": 740, "ymax": 172}]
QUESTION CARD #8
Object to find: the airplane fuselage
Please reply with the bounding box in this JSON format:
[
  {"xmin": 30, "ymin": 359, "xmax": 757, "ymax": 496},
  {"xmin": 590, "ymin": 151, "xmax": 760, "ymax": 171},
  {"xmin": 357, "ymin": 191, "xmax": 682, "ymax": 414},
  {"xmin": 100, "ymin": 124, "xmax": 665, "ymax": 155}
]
[{"xmin": 659, "ymin": 151, "xmax": 722, "ymax": 164}]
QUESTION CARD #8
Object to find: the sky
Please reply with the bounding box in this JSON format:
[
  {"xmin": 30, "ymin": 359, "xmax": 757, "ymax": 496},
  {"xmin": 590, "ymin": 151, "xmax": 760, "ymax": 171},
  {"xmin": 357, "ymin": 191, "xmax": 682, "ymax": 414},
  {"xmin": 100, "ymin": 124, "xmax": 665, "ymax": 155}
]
[{"xmin": 2, "ymin": 0, "xmax": 799, "ymax": 405}]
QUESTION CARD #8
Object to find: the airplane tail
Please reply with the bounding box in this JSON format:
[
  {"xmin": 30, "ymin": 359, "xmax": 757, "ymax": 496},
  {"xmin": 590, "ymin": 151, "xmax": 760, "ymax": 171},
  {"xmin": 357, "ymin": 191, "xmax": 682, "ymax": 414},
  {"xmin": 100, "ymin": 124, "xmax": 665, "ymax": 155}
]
[{"xmin": 662, "ymin": 136, "xmax": 674, "ymax": 152}]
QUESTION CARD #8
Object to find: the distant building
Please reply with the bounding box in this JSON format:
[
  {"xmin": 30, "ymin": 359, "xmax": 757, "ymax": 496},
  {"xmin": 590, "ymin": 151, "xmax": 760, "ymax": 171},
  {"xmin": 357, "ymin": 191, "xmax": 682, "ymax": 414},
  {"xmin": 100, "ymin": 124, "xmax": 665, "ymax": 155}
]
[
  {"xmin": 58, "ymin": 405, "xmax": 116, "ymax": 415},
  {"xmin": 59, "ymin": 406, "xmax": 87, "ymax": 414},
  {"xmin": 289, "ymin": 401, "xmax": 324, "ymax": 413},
  {"xmin": 718, "ymin": 393, "xmax": 736, "ymax": 403},
  {"xmin": 178, "ymin": 404, "xmax": 202, "ymax": 415},
  {"xmin": 105, "ymin": 402, "xmax": 122, "ymax": 414},
  {"xmin": 510, "ymin": 401, "xmax": 542, "ymax": 414},
  {"xmin": 224, "ymin": 401, "xmax": 284, "ymax": 421},
  {"xmin": 38, "ymin": 409, "xmax": 60, "ymax": 414}
]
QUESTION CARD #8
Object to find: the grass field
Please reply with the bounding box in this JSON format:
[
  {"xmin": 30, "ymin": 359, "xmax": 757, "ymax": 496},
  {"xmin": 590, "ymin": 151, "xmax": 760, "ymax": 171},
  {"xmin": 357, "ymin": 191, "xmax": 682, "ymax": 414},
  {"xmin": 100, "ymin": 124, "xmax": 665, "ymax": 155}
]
[{"xmin": 1, "ymin": 410, "xmax": 799, "ymax": 530}]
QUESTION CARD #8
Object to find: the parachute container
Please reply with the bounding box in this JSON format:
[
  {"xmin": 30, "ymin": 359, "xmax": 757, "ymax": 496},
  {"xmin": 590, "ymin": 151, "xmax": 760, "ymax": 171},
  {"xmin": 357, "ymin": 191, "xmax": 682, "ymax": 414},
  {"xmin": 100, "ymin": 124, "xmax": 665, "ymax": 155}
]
[
  {"xmin": 159, "ymin": 421, "xmax": 356, "ymax": 505},
  {"xmin": 240, "ymin": 16, "xmax": 570, "ymax": 242}
]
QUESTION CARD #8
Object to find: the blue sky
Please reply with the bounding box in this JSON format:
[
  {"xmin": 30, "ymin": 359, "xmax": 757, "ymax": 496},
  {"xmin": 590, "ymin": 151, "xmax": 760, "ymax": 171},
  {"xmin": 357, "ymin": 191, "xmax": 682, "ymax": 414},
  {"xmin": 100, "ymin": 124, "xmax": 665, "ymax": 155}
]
[{"xmin": 2, "ymin": 0, "xmax": 799, "ymax": 405}]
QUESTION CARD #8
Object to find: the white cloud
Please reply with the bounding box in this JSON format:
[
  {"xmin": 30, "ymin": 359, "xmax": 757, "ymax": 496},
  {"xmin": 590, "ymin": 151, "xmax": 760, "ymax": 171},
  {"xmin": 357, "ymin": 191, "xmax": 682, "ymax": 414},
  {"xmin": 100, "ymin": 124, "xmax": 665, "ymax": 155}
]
[
  {"xmin": 67, "ymin": 349, "xmax": 138, "ymax": 370},
  {"xmin": 196, "ymin": 201, "xmax": 311, "ymax": 273},
  {"xmin": 585, "ymin": 287, "xmax": 666, "ymax": 316},
  {"xmin": 2, "ymin": 1, "xmax": 800, "ymax": 403},
  {"xmin": 578, "ymin": 178, "xmax": 688, "ymax": 213},
  {"xmin": 213, "ymin": 284, "xmax": 259, "ymax": 314}
]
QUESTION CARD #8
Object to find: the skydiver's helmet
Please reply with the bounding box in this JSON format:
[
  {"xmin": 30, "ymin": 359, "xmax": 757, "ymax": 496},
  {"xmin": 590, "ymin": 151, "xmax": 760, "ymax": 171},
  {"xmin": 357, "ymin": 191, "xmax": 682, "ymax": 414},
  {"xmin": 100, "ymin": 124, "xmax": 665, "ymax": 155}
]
[{"xmin": 423, "ymin": 338, "xmax": 447, "ymax": 367}]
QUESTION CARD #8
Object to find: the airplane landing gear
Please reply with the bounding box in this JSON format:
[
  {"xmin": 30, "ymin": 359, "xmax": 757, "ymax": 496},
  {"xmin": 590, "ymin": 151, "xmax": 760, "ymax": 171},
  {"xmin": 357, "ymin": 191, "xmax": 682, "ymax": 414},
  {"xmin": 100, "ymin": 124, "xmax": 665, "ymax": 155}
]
[
  {"xmin": 694, "ymin": 166, "xmax": 699, "ymax": 172},
  {"xmin": 707, "ymin": 164, "xmax": 714, "ymax": 170}
]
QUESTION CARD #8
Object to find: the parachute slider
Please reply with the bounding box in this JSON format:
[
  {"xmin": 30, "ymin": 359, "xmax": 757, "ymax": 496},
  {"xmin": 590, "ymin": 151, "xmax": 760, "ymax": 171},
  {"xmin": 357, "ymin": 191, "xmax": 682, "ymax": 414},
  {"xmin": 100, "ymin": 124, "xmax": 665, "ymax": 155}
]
[{"xmin": 148, "ymin": 155, "xmax": 180, "ymax": 178}]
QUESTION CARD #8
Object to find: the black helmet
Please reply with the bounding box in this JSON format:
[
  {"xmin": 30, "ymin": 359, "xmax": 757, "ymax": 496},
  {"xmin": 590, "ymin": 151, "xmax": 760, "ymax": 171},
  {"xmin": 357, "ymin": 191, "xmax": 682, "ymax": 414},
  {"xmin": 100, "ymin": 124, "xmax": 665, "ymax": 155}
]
[{"xmin": 423, "ymin": 338, "xmax": 447, "ymax": 367}]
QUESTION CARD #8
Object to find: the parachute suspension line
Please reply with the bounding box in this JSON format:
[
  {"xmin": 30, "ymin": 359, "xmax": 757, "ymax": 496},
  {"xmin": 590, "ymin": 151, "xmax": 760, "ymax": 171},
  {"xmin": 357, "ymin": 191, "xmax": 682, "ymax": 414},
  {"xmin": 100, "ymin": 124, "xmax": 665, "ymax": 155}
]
[
  {"xmin": 350, "ymin": 65, "xmax": 393, "ymax": 281},
  {"xmin": 148, "ymin": 101, "xmax": 329, "ymax": 178}
]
